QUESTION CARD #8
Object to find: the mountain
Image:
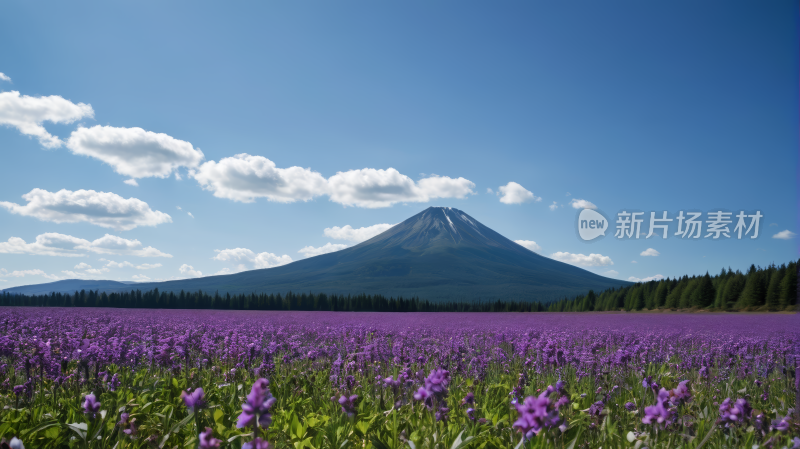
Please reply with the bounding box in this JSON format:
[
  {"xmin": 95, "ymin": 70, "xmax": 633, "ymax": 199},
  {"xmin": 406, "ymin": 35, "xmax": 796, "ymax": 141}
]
[
  {"xmin": 2, "ymin": 279, "xmax": 134, "ymax": 296},
  {"xmin": 3, "ymin": 207, "xmax": 629, "ymax": 302}
]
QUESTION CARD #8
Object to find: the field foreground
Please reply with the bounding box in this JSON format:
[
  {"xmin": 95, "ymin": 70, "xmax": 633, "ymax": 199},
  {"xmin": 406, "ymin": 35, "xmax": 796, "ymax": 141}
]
[{"xmin": 0, "ymin": 308, "xmax": 797, "ymax": 448}]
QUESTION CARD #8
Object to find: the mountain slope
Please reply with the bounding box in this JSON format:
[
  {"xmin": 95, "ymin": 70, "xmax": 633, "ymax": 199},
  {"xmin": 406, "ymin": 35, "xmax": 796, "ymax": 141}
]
[{"xmin": 4, "ymin": 207, "xmax": 629, "ymax": 302}]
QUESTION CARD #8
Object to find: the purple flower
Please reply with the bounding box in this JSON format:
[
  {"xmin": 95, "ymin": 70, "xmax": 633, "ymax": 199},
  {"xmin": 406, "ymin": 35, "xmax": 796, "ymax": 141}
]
[
  {"xmin": 770, "ymin": 415, "xmax": 790, "ymax": 433},
  {"xmin": 242, "ymin": 438, "xmax": 271, "ymax": 449},
  {"xmin": 466, "ymin": 407, "xmax": 475, "ymax": 421},
  {"xmin": 642, "ymin": 388, "xmax": 672, "ymax": 425},
  {"xmin": 338, "ymin": 395, "xmax": 358, "ymax": 417},
  {"xmin": 83, "ymin": 394, "xmax": 101, "ymax": 419},
  {"xmin": 624, "ymin": 402, "xmax": 636, "ymax": 411},
  {"xmin": 588, "ymin": 401, "xmax": 604, "ymax": 417},
  {"xmin": 424, "ymin": 368, "xmax": 450, "ymax": 397},
  {"xmin": 181, "ymin": 387, "xmax": 205, "ymax": 412},
  {"xmin": 236, "ymin": 378, "xmax": 276, "ymax": 429},
  {"xmin": 413, "ymin": 387, "xmax": 430, "ymax": 401},
  {"xmin": 199, "ymin": 427, "xmax": 221, "ymax": 449},
  {"xmin": 435, "ymin": 406, "xmax": 449, "ymax": 422},
  {"xmin": 718, "ymin": 398, "xmax": 751, "ymax": 424},
  {"xmin": 512, "ymin": 391, "xmax": 562, "ymax": 439},
  {"xmin": 461, "ymin": 392, "xmax": 475, "ymax": 406},
  {"xmin": 669, "ymin": 381, "xmax": 691, "ymax": 404}
]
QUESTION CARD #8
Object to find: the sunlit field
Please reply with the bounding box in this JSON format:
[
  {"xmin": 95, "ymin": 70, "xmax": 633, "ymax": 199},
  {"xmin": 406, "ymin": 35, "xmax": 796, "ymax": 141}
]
[{"xmin": 0, "ymin": 308, "xmax": 797, "ymax": 448}]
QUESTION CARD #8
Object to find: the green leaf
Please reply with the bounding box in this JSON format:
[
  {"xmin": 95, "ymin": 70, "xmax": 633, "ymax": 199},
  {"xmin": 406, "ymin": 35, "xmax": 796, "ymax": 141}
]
[
  {"xmin": 159, "ymin": 412, "xmax": 194, "ymax": 449},
  {"xmin": 213, "ymin": 409, "xmax": 224, "ymax": 423}
]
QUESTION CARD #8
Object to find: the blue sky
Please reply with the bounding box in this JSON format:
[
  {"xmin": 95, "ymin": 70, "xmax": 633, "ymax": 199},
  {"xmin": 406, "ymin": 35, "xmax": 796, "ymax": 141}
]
[{"xmin": 0, "ymin": 1, "xmax": 797, "ymax": 289}]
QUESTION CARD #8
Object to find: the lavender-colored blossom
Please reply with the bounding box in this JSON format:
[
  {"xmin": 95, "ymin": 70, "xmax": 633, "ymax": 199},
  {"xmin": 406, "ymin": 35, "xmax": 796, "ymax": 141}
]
[
  {"xmin": 624, "ymin": 402, "xmax": 636, "ymax": 411},
  {"xmin": 718, "ymin": 398, "xmax": 751, "ymax": 424},
  {"xmin": 83, "ymin": 394, "xmax": 101, "ymax": 419},
  {"xmin": 423, "ymin": 368, "xmax": 450, "ymax": 397},
  {"xmin": 461, "ymin": 392, "xmax": 475, "ymax": 406},
  {"xmin": 512, "ymin": 389, "xmax": 562, "ymax": 439},
  {"xmin": 181, "ymin": 387, "xmax": 206, "ymax": 412},
  {"xmin": 338, "ymin": 394, "xmax": 358, "ymax": 417},
  {"xmin": 242, "ymin": 438, "xmax": 271, "ymax": 449},
  {"xmin": 237, "ymin": 378, "xmax": 276, "ymax": 429},
  {"xmin": 199, "ymin": 428, "xmax": 221, "ymax": 449},
  {"xmin": 642, "ymin": 388, "xmax": 672, "ymax": 425}
]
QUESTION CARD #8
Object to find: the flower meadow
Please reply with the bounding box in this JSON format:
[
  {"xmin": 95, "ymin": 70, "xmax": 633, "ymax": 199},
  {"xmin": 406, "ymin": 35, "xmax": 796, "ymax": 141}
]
[{"xmin": 0, "ymin": 309, "xmax": 797, "ymax": 449}]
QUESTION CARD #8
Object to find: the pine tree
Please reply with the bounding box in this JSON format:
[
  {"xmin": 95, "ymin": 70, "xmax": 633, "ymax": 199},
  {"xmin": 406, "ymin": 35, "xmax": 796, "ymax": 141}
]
[
  {"xmin": 694, "ymin": 272, "xmax": 715, "ymax": 308},
  {"xmin": 779, "ymin": 261, "xmax": 797, "ymax": 309},
  {"xmin": 765, "ymin": 265, "xmax": 784, "ymax": 310}
]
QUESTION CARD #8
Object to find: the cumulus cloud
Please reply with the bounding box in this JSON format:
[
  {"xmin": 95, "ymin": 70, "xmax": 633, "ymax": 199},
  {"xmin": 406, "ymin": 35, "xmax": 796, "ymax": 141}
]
[
  {"xmin": 0, "ymin": 233, "xmax": 171, "ymax": 258},
  {"xmin": 124, "ymin": 179, "xmax": 138, "ymax": 186},
  {"xmin": 131, "ymin": 274, "xmax": 151, "ymax": 282},
  {"xmin": 603, "ymin": 270, "xmax": 619, "ymax": 277},
  {"xmin": 192, "ymin": 154, "xmax": 476, "ymax": 208},
  {"xmin": 74, "ymin": 262, "xmax": 92, "ymax": 270},
  {"xmin": 550, "ymin": 251, "xmax": 613, "ymax": 267},
  {"xmin": 101, "ymin": 259, "xmax": 134, "ymax": 268},
  {"xmin": 497, "ymin": 182, "xmax": 540, "ymax": 204},
  {"xmin": 0, "ymin": 73, "xmax": 10, "ymax": 82},
  {"xmin": 514, "ymin": 240, "xmax": 542, "ymax": 253},
  {"xmin": 213, "ymin": 247, "xmax": 293, "ymax": 270},
  {"xmin": 628, "ymin": 274, "xmax": 664, "ymax": 283},
  {"xmin": 0, "ymin": 268, "xmax": 59, "ymax": 280},
  {"xmin": 0, "ymin": 91, "xmax": 94, "ymax": 148},
  {"xmin": 193, "ymin": 154, "xmax": 328, "ymax": 203},
  {"xmin": 187, "ymin": 212, "xmax": 194, "ymax": 218},
  {"xmin": 298, "ymin": 243, "xmax": 348, "ymax": 258},
  {"xmin": 548, "ymin": 201, "xmax": 559, "ymax": 211},
  {"xmin": 0, "ymin": 188, "xmax": 171, "ymax": 231},
  {"xmin": 134, "ymin": 262, "xmax": 160, "ymax": 270},
  {"xmin": 640, "ymin": 248, "xmax": 660, "ymax": 257},
  {"xmin": 66, "ymin": 125, "xmax": 205, "ymax": 179},
  {"xmin": 772, "ymin": 230, "xmax": 796, "ymax": 240},
  {"xmin": 486, "ymin": 188, "xmax": 493, "ymax": 194},
  {"xmin": 328, "ymin": 169, "xmax": 475, "ymax": 208},
  {"xmin": 179, "ymin": 264, "xmax": 202, "ymax": 278},
  {"xmin": 569, "ymin": 199, "xmax": 597, "ymax": 209},
  {"xmin": 323, "ymin": 223, "xmax": 396, "ymax": 243}
]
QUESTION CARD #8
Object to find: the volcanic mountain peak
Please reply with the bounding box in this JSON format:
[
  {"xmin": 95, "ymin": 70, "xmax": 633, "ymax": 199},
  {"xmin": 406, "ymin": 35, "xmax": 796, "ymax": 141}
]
[{"xmin": 4, "ymin": 206, "xmax": 629, "ymax": 302}]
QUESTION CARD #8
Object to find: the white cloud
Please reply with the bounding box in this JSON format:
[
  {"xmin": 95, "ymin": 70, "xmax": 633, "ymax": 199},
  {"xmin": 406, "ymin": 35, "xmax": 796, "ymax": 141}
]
[
  {"xmin": 101, "ymin": 259, "xmax": 134, "ymax": 268},
  {"xmin": 569, "ymin": 199, "xmax": 597, "ymax": 210},
  {"xmin": 176, "ymin": 206, "xmax": 182, "ymax": 210},
  {"xmin": 193, "ymin": 154, "xmax": 328, "ymax": 203},
  {"xmin": 192, "ymin": 155, "xmax": 476, "ymax": 208},
  {"xmin": 0, "ymin": 268, "xmax": 59, "ymax": 280},
  {"xmin": 514, "ymin": 240, "xmax": 542, "ymax": 253},
  {"xmin": 298, "ymin": 243, "xmax": 348, "ymax": 258},
  {"xmin": 772, "ymin": 230, "xmax": 796, "ymax": 240},
  {"xmin": 486, "ymin": 188, "xmax": 493, "ymax": 194},
  {"xmin": 0, "ymin": 91, "xmax": 93, "ymax": 148},
  {"xmin": 640, "ymin": 248, "xmax": 660, "ymax": 257},
  {"xmin": 74, "ymin": 262, "xmax": 92, "ymax": 270},
  {"xmin": 85, "ymin": 267, "xmax": 110, "ymax": 275},
  {"xmin": 548, "ymin": 201, "xmax": 558, "ymax": 211},
  {"xmin": 565, "ymin": 192, "xmax": 571, "ymax": 197},
  {"xmin": 498, "ymin": 182, "xmax": 540, "ymax": 204},
  {"xmin": 631, "ymin": 260, "xmax": 637, "ymax": 264},
  {"xmin": 550, "ymin": 251, "xmax": 613, "ymax": 267},
  {"xmin": 131, "ymin": 274, "xmax": 151, "ymax": 282},
  {"xmin": 328, "ymin": 169, "xmax": 475, "ymax": 208},
  {"xmin": 603, "ymin": 270, "xmax": 619, "ymax": 277},
  {"xmin": 213, "ymin": 247, "xmax": 293, "ymax": 270},
  {"xmin": 628, "ymin": 274, "xmax": 664, "ymax": 282},
  {"xmin": 135, "ymin": 263, "xmax": 162, "ymax": 270},
  {"xmin": 323, "ymin": 223, "xmax": 396, "ymax": 243},
  {"xmin": 0, "ymin": 73, "xmax": 10, "ymax": 82},
  {"xmin": 187, "ymin": 212, "xmax": 194, "ymax": 218},
  {"xmin": 124, "ymin": 179, "xmax": 138, "ymax": 186},
  {"xmin": 0, "ymin": 233, "xmax": 171, "ymax": 258},
  {"xmin": 179, "ymin": 264, "xmax": 202, "ymax": 278},
  {"xmin": 66, "ymin": 125, "xmax": 205, "ymax": 179},
  {"xmin": 0, "ymin": 188, "xmax": 171, "ymax": 231}
]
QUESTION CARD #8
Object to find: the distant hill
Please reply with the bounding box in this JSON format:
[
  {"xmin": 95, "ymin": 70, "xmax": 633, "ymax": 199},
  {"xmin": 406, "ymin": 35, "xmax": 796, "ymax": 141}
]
[
  {"xmin": 2, "ymin": 279, "xmax": 134, "ymax": 296},
  {"xmin": 3, "ymin": 207, "xmax": 629, "ymax": 302}
]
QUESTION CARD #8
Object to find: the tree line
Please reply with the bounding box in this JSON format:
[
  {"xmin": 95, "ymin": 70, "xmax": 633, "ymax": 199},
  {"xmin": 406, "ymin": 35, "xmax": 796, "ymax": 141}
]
[
  {"xmin": 0, "ymin": 260, "xmax": 795, "ymax": 312},
  {"xmin": 0, "ymin": 289, "xmax": 548, "ymax": 312},
  {"xmin": 547, "ymin": 260, "xmax": 798, "ymax": 312}
]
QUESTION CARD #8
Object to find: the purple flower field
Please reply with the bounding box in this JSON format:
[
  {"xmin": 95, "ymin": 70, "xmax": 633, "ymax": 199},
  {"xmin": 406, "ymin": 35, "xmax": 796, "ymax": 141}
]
[{"xmin": 0, "ymin": 308, "xmax": 797, "ymax": 448}]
